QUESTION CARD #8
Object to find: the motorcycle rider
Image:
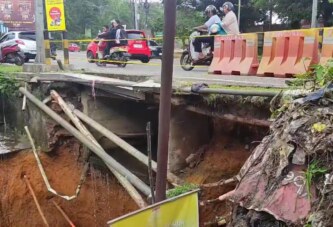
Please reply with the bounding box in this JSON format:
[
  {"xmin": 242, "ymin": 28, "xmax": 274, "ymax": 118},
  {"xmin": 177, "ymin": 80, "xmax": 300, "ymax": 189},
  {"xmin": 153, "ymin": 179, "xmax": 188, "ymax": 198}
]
[
  {"xmin": 220, "ymin": 2, "xmax": 239, "ymax": 35},
  {"xmin": 98, "ymin": 20, "xmax": 127, "ymax": 57},
  {"xmin": 98, "ymin": 21, "xmax": 116, "ymax": 59},
  {"xmin": 113, "ymin": 19, "xmax": 127, "ymax": 46},
  {"xmin": 193, "ymin": 5, "xmax": 221, "ymax": 61}
]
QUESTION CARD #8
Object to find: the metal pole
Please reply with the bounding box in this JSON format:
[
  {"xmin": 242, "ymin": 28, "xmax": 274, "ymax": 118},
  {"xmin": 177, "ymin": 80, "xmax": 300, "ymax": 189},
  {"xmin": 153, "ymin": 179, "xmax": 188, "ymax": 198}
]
[
  {"xmin": 146, "ymin": 122, "xmax": 155, "ymax": 204},
  {"xmin": 311, "ymin": 0, "xmax": 318, "ymax": 28},
  {"xmin": 155, "ymin": 0, "xmax": 177, "ymax": 202},
  {"xmin": 238, "ymin": 0, "xmax": 241, "ymax": 26},
  {"xmin": 134, "ymin": 0, "xmax": 139, "ymax": 29},
  {"xmin": 35, "ymin": 0, "xmax": 45, "ymax": 63},
  {"xmin": 63, "ymin": 31, "xmax": 69, "ymax": 65}
]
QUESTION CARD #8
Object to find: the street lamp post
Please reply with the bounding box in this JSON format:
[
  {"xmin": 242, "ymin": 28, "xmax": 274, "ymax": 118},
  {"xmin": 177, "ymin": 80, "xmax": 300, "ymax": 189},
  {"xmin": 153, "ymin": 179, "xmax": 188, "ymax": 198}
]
[
  {"xmin": 311, "ymin": 0, "xmax": 318, "ymax": 28},
  {"xmin": 238, "ymin": 0, "xmax": 241, "ymax": 26}
]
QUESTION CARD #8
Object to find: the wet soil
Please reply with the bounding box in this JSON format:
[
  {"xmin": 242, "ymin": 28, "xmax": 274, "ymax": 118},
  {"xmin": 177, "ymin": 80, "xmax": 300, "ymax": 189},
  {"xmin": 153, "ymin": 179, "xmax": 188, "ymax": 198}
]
[{"xmin": 0, "ymin": 140, "xmax": 138, "ymax": 227}]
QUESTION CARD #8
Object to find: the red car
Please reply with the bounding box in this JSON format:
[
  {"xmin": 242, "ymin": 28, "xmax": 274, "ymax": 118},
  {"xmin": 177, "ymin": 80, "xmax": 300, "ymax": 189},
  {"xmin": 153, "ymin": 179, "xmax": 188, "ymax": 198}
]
[
  {"xmin": 86, "ymin": 30, "xmax": 151, "ymax": 63},
  {"xmin": 68, "ymin": 43, "xmax": 81, "ymax": 52}
]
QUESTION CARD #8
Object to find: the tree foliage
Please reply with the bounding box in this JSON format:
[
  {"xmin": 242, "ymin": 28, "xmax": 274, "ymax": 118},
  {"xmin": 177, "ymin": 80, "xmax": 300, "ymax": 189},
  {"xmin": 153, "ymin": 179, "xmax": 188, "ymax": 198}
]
[
  {"xmin": 65, "ymin": 0, "xmax": 134, "ymax": 39},
  {"xmin": 63, "ymin": 0, "xmax": 333, "ymax": 41},
  {"xmin": 252, "ymin": 0, "xmax": 333, "ymax": 25}
]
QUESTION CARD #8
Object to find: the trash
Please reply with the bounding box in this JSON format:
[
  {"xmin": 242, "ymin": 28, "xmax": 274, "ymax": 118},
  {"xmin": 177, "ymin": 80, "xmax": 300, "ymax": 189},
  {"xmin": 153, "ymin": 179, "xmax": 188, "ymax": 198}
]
[
  {"xmin": 229, "ymin": 87, "xmax": 333, "ymax": 226},
  {"xmin": 191, "ymin": 83, "xmax": 209, "ymax": 93}
]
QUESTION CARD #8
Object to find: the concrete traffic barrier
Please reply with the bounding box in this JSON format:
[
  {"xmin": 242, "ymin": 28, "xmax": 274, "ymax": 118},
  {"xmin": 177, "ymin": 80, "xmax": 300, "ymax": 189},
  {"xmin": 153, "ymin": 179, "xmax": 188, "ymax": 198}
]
[
  {"xmin": 209, "ymin": 33, "xmax": 259, "ymax": 75},
  {"xmin": 257, "ymin": 29, "xmax": 319, "ymax": 78},
  {"xmin": 320, "ymin": 28, "xmax": 333, "ymax": 66}
]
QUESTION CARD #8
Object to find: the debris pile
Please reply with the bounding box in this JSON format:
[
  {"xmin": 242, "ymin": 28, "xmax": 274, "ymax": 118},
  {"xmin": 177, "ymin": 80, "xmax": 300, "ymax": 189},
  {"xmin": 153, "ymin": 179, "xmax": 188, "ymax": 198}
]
[{"xmin": 230, "ymin": 86, "xmax": 333, "ymax": 226}]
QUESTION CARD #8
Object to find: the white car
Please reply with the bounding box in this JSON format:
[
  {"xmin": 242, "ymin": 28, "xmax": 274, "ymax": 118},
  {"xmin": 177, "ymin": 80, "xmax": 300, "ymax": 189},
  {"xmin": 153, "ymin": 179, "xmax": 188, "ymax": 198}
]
[{"xmin": 0, "ymin": 31, "xmax": 36, "ymax": 62}]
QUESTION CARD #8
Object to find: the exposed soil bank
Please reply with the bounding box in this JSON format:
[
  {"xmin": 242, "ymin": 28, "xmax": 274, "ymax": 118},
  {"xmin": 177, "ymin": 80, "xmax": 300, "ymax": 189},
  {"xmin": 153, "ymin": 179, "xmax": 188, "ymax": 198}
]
[
  {"xmin": 181, "ymin": 119, "xmax": 267, "ymax": 226},
  {"xmin": 0, "ymin": 140, "xmax": 138, "ymax": 227}
]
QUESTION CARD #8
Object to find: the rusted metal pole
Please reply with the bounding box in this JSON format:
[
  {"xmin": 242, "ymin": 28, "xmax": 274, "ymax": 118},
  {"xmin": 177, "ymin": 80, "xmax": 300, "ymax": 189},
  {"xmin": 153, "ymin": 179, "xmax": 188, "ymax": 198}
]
[
  {"xmin": 146, "ymin": 122, "xmax": 155, "ymax": 204},
  {"xmin": 155, "ymin": 0, "xmax": 177, "ymax": 202},
  {"xmin": 23, "ymin": 175, "xmax": 49, "ymax": 227}
]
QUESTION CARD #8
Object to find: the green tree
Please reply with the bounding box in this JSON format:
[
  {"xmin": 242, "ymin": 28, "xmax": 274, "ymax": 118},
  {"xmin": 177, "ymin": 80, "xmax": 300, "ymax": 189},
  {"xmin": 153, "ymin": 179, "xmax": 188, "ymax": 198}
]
[
  {"xmin": 176, "ymin": 8, "xmax": 204, "ymax": 47},
  {"xmin": 252, "ymin": 0, "xmax": 333, "ymax": 26}
]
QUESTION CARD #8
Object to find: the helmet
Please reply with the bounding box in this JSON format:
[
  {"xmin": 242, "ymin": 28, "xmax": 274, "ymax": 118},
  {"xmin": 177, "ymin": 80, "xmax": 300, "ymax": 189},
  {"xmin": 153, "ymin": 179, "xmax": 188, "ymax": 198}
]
[
  {"xmin": 205, "ymin": 5, "xmax": 217, "ymax": 16},
  {"xmin": 221, "ymin": 2, "xmax": 234, "ymax": 11}
]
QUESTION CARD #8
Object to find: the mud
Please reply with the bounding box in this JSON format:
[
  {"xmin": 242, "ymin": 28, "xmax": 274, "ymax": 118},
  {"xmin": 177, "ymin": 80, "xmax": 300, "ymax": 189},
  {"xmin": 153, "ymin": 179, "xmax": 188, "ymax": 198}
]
[
  {"xmin": 181, "ymin": 120, "xmax": 266, "ymax": 226},
  {"xmin": 0, "ymin": 139, "xmax": 138, "ymax": 227}
]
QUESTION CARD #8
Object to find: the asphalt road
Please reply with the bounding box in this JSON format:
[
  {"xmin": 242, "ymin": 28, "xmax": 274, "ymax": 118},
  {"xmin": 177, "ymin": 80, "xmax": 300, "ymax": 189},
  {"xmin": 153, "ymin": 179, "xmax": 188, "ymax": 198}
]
[
  {"xmin": 57, "ymin": 51, "xmax": 209, "ymax": 77},
  {"xmin": 47, "ymin": 51, "xmax": 289, "ymax": 88}
]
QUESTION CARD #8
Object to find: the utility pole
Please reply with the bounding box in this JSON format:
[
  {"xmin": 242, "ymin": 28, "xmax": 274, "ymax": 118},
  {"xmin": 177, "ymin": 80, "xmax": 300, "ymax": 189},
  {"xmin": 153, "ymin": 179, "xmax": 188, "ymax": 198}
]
[
  {"xmin": 311, "ymin": 0, "xmax": 318, "ymax": 28},
  {"xmin": 35, "ymin": 0, "xmax": 45, "ymax": 63},
  {"xmin": 134, "ymin": 0, "xmax": 139, "ymax": 29},
  {"xmin": 155, "ymin": 0, "xmax": 177, "ymax": 202},
  {"xmin": 238, "ymin": 0, "xmax": 241, "ymax": 27}
]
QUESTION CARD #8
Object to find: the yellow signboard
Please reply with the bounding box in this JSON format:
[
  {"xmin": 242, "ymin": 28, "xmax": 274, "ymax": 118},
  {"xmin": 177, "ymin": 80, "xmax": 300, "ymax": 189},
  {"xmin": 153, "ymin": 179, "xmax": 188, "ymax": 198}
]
[
  {"xmin": 108, "ymin": 191, "xmax": 199, "ymax": 227},
  {"xmin": 45, "ymin": 0, "xmax": 66, "ymax": 31}
]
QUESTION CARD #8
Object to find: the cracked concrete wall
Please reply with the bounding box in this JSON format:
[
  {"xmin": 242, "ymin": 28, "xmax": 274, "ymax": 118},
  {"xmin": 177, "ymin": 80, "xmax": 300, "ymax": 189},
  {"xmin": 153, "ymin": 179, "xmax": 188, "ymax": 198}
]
[{"xmin": 81, "ymin": 89, "xmax": 158, "ymax": 152}]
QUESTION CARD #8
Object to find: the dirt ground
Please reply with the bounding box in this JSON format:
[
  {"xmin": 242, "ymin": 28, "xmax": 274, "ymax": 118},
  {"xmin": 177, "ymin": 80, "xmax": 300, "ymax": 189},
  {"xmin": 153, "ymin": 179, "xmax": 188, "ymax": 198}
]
[
  {"xmin": 0, "ymin": 140, "xmax": 138, "ymax": 227},
  {"xmin": 182, "ymin": 120, "xmax": 266, "ymax": 226}
]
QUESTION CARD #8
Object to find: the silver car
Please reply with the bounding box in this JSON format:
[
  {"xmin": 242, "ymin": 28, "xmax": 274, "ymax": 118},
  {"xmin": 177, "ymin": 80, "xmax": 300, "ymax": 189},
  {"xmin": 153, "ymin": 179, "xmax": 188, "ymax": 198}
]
[{"xmin": 0, "ymin": 31, "xmax": 36, "ymax": 62}]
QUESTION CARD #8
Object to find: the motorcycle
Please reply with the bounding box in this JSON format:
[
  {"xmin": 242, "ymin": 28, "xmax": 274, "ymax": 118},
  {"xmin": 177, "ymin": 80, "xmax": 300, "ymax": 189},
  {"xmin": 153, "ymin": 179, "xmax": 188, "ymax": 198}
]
[
  {"xmin": 180, "ymin": 23, "xmax": 226, "ymax": 71},
  {"xmin": 96, "ymin": 46, "xmax": 130, "ymax": 68},
  {"xmin": 0, "ymin": 44, "xmax": 25, "ymax": 66}
]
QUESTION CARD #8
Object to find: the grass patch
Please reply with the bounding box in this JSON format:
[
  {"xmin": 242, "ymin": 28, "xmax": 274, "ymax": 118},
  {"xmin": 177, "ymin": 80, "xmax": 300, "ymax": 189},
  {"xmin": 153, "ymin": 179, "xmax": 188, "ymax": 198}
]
[
  {"xmin": 305, "ymin": 161, "xmax": 327, "ymax": 199},
  {"xmin": 0, "ymin": 65, "xmax": 23, "ymax": 74},
  {"xmin": 166, "ymin": 183, "xmax": 198, "ymax": 198}
]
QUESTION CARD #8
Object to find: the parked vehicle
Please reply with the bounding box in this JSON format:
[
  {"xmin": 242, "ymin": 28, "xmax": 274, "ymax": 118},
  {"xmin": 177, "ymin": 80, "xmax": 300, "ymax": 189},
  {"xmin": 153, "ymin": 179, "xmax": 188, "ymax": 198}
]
[
  {"xmin": 95, "ymin": 46, "xmax": 130, "ymax": 68},
  {"xmin": 149, "ymin": 40, "xmax": 162, "ymax": 59},
  {"xmin": 180, "ymin": 24, "xmax": 226, "ymax": 71},
  {"xmin": 68, "ymin": 43, "xmax": 80, "ymax": 52},
  {"xmin": 86, "ymin": 29, "xmax": 151, "ymax": 63},
  {"xmin": 126, "ymin": 30, "xmax": 151, "ymax": 63},
  {"xmin": 0, "ymin": 43, "xmax": 25, "ymax": 66},
  {"xmin": 0, "ymin": 31, "xmax": 36, "ymax": 62}
]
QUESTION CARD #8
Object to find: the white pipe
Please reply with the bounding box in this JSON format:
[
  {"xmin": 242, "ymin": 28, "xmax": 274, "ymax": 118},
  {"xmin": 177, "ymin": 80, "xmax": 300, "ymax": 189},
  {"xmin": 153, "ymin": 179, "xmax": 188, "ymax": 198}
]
[
  {"xmin": 72, "ymin": 109, "xmax": 182, "ymax": 186},
  {"xmin": 50, "ymin": 90, "xmax": 147, "ymax": 208},
  {"xmin": 19, "ymin": 87, "xmax": 151, "ymax": 196}
]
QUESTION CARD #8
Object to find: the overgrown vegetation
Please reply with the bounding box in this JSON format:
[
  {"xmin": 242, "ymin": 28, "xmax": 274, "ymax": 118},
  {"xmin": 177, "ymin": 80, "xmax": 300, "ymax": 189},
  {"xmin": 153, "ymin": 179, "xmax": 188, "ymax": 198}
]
[
  {"xmin": 0, "ymin": 72, "xmax": 20, "ymax": 97},
  {"xmin": 291, "ymin": 61, "xmax": 333, "ymax": 88},
  {"xmin": 305, "ymin": 161, "xmax": 327, "ymax": 199},
  {"xmin": 166, "ymin": 183, "xmax": 198, "ymax": 198},
  {"xmin": 0, "ymin": 65, "xmax": 23, "ymax": 74}
]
